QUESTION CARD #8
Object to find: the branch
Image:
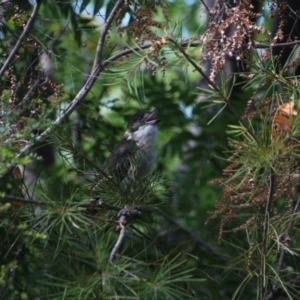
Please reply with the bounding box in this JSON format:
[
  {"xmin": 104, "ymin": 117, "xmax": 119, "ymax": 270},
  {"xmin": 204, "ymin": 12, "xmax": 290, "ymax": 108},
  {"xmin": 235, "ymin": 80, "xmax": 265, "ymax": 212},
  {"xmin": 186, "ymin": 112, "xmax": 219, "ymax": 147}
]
[
  {"xmin": 199, "ymin": 0, "xmax": 210, "ymax": 15},
  {"xmin": 15, "ymin": 77, "xmax": 40, "ymax": 112},
  {"xmin": 1, "ymin": 195, "xmax": 42, "ymax": 205},
  {"xmin": 108, "ymin": 206, "xmax": 141, "ymax": 263},
  {"xmin": 0, "ymin": 1, "xmax": 41, "ymax": 79},
  {"xmin": 285, "ymin": 3, "xmax": 300, "ymax": 21},
  {"xmin": 92, "ymin": 0, "xmax": 124, "ymax": 70},
  {"xmin": 109, "ymin": 216, "xmax": 126, "ymax": 263}
]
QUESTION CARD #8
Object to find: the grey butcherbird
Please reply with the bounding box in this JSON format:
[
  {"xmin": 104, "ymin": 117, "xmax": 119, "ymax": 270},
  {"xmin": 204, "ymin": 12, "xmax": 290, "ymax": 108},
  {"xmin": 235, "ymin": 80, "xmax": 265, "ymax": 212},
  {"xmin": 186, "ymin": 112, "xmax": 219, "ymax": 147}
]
[
  {"xmin": 91, "ymin": 108, "xmax": 161, "ymax": 197},
  {"xmin": 106, "ymin": 107, "xmax": 161, "ymax": 182}
]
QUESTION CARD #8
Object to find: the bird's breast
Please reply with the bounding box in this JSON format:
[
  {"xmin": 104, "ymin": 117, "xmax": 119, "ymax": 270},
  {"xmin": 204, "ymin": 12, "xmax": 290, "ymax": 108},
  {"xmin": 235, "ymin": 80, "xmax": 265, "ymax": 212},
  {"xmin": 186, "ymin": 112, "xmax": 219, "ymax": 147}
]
[
  {"xmin": 136, "ymin": 146, "xmax": 155, "ymax": 178},
  {"xmin": 126, "ymin": 124, "xmax": 158, "ymax": 179}
]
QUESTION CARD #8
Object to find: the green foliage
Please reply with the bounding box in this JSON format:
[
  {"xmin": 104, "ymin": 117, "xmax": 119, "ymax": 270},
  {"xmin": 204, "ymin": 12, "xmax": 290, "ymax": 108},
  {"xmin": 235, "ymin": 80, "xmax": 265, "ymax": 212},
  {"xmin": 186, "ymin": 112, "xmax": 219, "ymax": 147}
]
[{"xmin": 0, "ymin": 204, "xmax": 47, "ymax": 299}]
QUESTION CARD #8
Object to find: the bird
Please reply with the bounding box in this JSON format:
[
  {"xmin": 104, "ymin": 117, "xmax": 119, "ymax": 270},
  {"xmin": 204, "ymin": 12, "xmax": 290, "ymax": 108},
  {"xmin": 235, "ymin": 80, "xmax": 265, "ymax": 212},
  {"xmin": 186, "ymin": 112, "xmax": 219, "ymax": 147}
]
[
  {"xmin": 107, "ymin": 107, "xmax": 161, "ymax": 182},
  {"xmin": 91, "ymin": 107, "xmax": 161, "ymax": 196}
]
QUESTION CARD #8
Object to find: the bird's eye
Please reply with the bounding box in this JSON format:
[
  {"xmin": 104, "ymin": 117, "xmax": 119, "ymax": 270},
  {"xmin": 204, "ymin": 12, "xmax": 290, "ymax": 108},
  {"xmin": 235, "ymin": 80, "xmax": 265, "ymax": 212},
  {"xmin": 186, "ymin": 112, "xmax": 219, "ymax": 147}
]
[{"xmin": 138, "ymin": 116, "xmax": 143, "ymax": 120}]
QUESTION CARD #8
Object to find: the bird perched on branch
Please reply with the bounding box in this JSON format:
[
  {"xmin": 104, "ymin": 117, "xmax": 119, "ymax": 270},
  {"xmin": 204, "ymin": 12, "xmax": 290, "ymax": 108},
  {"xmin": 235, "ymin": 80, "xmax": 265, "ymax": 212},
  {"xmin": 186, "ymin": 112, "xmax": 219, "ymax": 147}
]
[
  {"xmin": 107, "ymin": 107, "xmax": 161, "ymax": 181},
  {"xmin": 91, "ymin": 108, "xmax": 161, "ymax": 197}
]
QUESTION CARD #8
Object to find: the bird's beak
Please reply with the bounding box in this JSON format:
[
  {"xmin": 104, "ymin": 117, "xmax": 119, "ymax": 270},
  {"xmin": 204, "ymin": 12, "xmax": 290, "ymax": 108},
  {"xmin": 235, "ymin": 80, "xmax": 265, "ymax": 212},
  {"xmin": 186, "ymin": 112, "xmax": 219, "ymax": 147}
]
[{"xmin": 146, "ymin": 107, "xmax": 161, "ymax": 125}]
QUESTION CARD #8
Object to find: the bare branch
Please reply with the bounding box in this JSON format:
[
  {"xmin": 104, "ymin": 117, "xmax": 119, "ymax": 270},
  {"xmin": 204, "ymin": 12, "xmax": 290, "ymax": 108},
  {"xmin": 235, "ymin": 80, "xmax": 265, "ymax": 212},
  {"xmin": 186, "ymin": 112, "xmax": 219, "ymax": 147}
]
[
  {"xmin": 108, "ymin": 206, "xmax": 142, "ymax": 263},
  {"xmin": 109, "ymin": 215, "xmax": 127, "ymax": 263},
  {"xmin": 0, "ymin": 1, "xmax": 41, "ymax": 79}
]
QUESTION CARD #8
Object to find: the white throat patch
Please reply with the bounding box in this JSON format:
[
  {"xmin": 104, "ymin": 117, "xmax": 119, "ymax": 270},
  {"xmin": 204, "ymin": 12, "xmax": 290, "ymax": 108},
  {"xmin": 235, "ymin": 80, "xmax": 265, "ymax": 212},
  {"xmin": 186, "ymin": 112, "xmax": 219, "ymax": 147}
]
[{"xmin": 125, "ymin": 124, "xmax": 158, "ymax": 148}]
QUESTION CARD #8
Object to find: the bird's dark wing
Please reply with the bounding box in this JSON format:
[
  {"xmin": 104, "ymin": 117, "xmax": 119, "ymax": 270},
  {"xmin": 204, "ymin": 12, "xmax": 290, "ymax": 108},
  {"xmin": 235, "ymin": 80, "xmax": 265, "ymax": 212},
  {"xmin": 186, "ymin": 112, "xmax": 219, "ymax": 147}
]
[{"xmin": 107, "ymin": 139, "xmax": 137, "ymax": 181}]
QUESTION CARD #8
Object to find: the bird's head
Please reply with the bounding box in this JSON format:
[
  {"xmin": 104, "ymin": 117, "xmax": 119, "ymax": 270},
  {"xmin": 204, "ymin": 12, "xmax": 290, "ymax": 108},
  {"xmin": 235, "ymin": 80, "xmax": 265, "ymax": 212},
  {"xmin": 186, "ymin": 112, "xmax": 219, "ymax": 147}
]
[{"xmin": 124, "ymin": 108, "xmax": 161, "ymax": 146}]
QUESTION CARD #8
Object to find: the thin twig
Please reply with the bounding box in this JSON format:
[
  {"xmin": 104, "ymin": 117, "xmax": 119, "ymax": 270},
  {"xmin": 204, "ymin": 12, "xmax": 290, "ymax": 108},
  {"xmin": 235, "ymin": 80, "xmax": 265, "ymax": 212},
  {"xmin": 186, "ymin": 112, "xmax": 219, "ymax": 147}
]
[
  {"xmin": 92, "ymin": 0, "xmax": 124, "ymax": 71},
  {"xmin": 101, "ymin": 40, "xmax": 199, "ymax": 67},
  {"xmin": 199, "ymin": 0, "xmax": 210, "ymax": 15},
  {"xmin": 285, "ymin": 3, "xmax": 300, "ymax": 20},
  {"xmin": 15, "ymin": 78, "xmax": 40, "ymax": 112},
  {"xmin": 0, "ymin": 1, "xmax": 41, "ymax": 79},
  {"xmin": 260, "ymin": 172, "xmax": 274, "ymax": 300},
  {"xmin": 84, "ymin": 0, "xmax": 125, "ymax": 91}
]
